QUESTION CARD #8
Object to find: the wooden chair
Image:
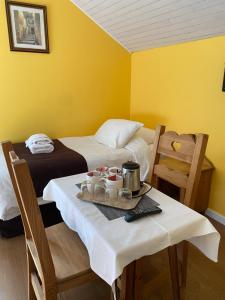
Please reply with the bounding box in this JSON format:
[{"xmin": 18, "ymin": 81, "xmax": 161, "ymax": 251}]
[
  {"xmin": 9, "ymin": 151, "xmax": 99, "ymax": 300},
  {"xmin": 149, "ymin": 125, "xmax": 208, "ymax": 209},
  {"xmin": 4, "ymin": 142, "xmax": 133, "ymax": 300},
  {"xmin": 149, "ymin": 124, "xmax": 208, "ymax": 294}
]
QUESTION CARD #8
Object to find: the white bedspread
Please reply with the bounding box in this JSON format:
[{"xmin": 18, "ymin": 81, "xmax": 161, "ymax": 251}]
[
  {"xmin": 0, "ymin": 136, "xmax": 152, "ymax": 220},
  {"xmin": 43, "ymin": 173, "xmax": 220, "ymax": 286}
]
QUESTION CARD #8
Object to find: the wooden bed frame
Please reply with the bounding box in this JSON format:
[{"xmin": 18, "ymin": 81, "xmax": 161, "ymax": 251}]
[{"xmin": 0, "ymin": 141, "xmax": 62, "ymax": 238}]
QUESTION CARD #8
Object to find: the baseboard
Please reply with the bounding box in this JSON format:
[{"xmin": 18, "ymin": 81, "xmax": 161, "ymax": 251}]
[{"xmin": 205, "ymin": 209, "xmax": 225, "ymax": 226}]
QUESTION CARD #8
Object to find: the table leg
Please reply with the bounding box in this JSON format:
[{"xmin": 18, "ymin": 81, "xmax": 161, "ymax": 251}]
[
  {"xmin": 110, "ymin": 287, "xmax": 115, "ymax": 300},
  {"xmin": 168, "ymin": 245, "xmax": 181, "ymax": 300},
  {"xmin": 178, "ymin": 241, "xmax": 188, "ymax": 288},
  {"xmin": 120, "ymin": 262, "xmax": 136, "ymax": 300},
  {"xmin": 134, "ymin": 260, "xmax": 143, "ymax": 300}
]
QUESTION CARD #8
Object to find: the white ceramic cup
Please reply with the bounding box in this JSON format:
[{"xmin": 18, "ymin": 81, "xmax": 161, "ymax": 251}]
[
  {"xmin": 108, "ymin": 167, "xmax": 122, "ymax": 176},
  {"xmin": 86, "ymin": 171, "xmax": 102, "ymax": 194},
  {"xmin": 86, "ymin": 171, "xmax": 101, "ymax": 184},
  {"xmin": 96, "ymin": 166, "xmax": 109, "ymax": 174},
  {"xmin": 104, "ymin": 174, "xmax": 123, "ymax": 189}
]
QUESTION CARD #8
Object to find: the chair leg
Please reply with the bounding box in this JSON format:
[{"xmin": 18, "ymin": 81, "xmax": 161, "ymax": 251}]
[
  {"xmin": 27, "ymin": 248, "xmax": 36, "ymax": 300},
  {"xmin": 168, "ymin": 245, "xmax": 180, "ymax": 300}
]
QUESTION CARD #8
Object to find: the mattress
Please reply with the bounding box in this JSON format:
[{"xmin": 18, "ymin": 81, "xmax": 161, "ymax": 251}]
[{"xmin": 0, "ymin": 136, "xmax": 152, "ymax": 221}]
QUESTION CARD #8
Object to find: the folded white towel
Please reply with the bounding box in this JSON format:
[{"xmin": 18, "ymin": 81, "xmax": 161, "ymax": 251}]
[
  {"xmin": 28, "ymin": 143, "xmax": 54, "ymax": 154},
  {"xmin": 26, "ymin": 133, "xmax": 54, "ymax": 154},
  {"xmin": 25, "ymin": 133, "xmax": 53, "ymax": 148}
]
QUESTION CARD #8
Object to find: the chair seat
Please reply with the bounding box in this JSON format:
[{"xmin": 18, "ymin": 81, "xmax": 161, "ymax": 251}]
[
  {"xmin": 159, "ymin": 157, "xmax": 212, "ymax": 175},
  {"xmin": 46, "ymin": 223, "xmax": 92, "ymax": 283}
]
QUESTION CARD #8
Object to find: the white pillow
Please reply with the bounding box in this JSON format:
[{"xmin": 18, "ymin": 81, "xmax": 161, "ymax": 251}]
[
  {"xmin": 134, "ymin": 127, "xmax": 155, "ymax": 144},
  {"xmin": 95, "ymin": 119, "xmax": 143, "ymax": 149}
]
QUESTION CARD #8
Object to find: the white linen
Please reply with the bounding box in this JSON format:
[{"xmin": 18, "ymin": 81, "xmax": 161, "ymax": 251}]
[
  {"xmin": 25, "ymin": 133, "xmax": 53, "ymax": 147},
  {"xmin": 28, "ymin": 143, "xmax": 54, "ymax": 154},
  {"xmin": 59, "ymin": 136, "xmax": 134, "ymax": 171},
  {"xmin": 0, "ymin": 136, "xmax": 152, "ymax": 220},
  {"xmin": 134, "ymin": 127, "xmax": 156, "ymax": 145},
  {"xmin": 95, "ymin": 119, "xmax": 143, "ymax": 149},
  {"xmin": 26, "ymin": 133, "xmax": 54, "ymax": 154},
  {"xmin": 61, "ymin": 135, "xmax": 152, "ymax": 181},
  {"xmin": 43, "ymin": 173, "xmax": 220, "ymax": 286},
  {"xmin": 125, "ymin": 136, "xmax": 153, "ymax": 180}
]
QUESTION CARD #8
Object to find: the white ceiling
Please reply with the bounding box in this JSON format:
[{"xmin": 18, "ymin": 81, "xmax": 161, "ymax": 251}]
[{"xmin": 71, "ymin": 0, "xmax": 225, "ymax": 52}]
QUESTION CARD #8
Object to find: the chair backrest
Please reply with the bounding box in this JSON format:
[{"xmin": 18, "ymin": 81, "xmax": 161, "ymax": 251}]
[
  {"xmin": 149, "ymin": 125, "xmax": 208, "ymax": 209},
  {"xmin": 9, "ymin": 151, "xmax": 56, "ymax": 288}
]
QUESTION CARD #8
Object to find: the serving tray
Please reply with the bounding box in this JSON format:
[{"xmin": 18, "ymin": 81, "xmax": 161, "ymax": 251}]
[{"xmin": 76, "ymin": 182, "xmax": 151, "ymax": 210}]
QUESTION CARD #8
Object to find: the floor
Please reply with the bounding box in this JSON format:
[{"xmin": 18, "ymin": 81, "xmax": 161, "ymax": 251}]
[{"xmin": 0, "ymin": 217, "xmax": 224, "ymax": 300}]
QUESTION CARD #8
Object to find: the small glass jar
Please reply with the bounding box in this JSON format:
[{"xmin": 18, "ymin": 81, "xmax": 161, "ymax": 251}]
[
  {"xmin": 105, "ymin": 186, "xmax": 118, "ymax": 203},
  {"xmin": 118, "ymin": 188, "xmax": 132, "ymax": 202},
  {"xmin": 93, "ymin": 182, "xmax": 106, "ymax": 202},
  {"xmin": 80, "ymin": 180, "xmax": 93, "ymax": 199}
]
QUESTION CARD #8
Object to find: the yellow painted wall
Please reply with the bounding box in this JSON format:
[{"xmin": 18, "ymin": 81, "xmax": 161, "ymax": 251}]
[
  {"xmin": 1, "ymin": 0, "xmax": 224, "ymax": 216},
  {"xmin": 0, "ymin": 0, "xmax": 130, "ymax": 142},
  {"xmin": 131, "ymin": 36, "xmax": 225, "ymax": 216}
]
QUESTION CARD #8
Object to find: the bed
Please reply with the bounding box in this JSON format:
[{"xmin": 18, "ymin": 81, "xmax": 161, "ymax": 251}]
[{"xmin": 0, "ymin": 121, "xmax": 155, "ymax": 237}]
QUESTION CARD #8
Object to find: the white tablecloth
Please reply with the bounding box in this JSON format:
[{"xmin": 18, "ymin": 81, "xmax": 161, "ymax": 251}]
[{"xmin": 43, "ymin": 173, "xmax": 220, "ymax": 286}]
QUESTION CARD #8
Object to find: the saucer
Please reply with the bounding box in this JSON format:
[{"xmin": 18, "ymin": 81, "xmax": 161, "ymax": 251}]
[{"xmin": 132, "ymin": 182, "xmax": 152, "ymax": 198}]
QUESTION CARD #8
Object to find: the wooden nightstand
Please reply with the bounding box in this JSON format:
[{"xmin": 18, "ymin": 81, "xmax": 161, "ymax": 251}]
[{"xmin": 156, "ymin": 157, "xmax": 214, "ymax": 213}]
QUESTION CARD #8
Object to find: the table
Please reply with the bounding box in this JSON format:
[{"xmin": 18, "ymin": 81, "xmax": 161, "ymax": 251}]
[{"xmin": 43, "ymin": 173, "xmax": 220, "ymax": 298}]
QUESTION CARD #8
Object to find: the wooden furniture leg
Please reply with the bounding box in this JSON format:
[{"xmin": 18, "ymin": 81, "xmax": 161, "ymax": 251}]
[
  {"xmin": 110, "ymin": 289, "xmax": 114, "ymax": 300},
  {"xmin": 178, "ymin": 190, "xmax": 188, "ymax": 288},
  {"xmin": 177, "ymin": 241, "xmax": 188, "ymax": 288},
  {"xmin": 134, "ymin": 260, "xmax": 143, "ymax": 300},
  {"xmin": 120, "ymin": 262, "xmax": 136, "ymax": 300},
  {"xmin": 168, "ymin": 245, "xmax": 180, "ymax": 300}
]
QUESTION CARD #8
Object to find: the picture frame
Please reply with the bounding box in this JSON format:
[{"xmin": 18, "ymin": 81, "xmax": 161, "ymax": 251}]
[{"xmin": 5, "ymin": 1, "xmax": 49, "ymax": 53}]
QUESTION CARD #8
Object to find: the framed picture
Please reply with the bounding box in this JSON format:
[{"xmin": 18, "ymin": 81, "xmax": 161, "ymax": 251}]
[{"xmin": 6, "ymin": 1, "xmax": 49, "ymax": 53}]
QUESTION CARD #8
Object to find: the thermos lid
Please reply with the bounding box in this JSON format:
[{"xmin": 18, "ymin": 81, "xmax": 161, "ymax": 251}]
[{"xmin": 122, "ymin": 161, "xmax": 140, "ymax": 170}]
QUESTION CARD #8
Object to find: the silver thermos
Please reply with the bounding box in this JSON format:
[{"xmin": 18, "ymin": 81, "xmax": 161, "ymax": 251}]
[{"xmin": 122, "ymin": 161, "xmax": 141, "ymax": 195}]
